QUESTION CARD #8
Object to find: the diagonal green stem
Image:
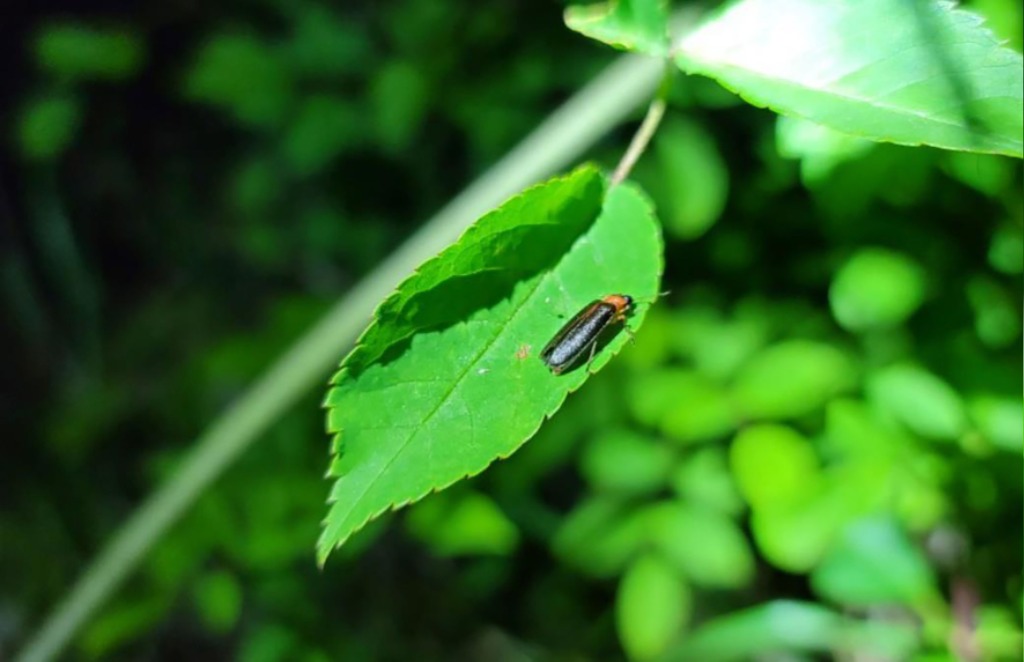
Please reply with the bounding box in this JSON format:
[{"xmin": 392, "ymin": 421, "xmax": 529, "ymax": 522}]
[
  {"xmin": 611, "ymin": 63, "xmax": 674, "ymax": 186},
  {"xmin": 15, "ymin": 53, "xmax": 664, "ymax": 662}
]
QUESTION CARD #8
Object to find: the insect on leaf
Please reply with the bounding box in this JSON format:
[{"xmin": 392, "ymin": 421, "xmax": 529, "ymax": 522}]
[{"xmin": 318, "ymin": 165, "xmax": 663, "ymax": 563}]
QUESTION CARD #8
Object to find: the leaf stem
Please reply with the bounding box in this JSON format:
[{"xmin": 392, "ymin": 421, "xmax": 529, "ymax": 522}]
[{"xmin": 610, "ymin": 64, "xmax": 674, "ymax": 186}]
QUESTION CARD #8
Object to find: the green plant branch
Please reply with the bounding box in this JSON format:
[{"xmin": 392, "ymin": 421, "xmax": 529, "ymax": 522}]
[
  {"xmin": 15, "ymin": 53, "xmax": 664, "ymax": 662},
  {"xmin": 611, "ymin": 63, "xmax": 674, "ymax": 186}
]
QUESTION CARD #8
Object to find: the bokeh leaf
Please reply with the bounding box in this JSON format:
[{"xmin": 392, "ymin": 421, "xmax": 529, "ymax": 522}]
[
  {"xmin": 616, "ymin": 553, "xmax": 691, "ymax": 661},
  {"xmin": 667, "ymin": 600, "xmax": 918, "ymax": 661},
  {"xmin": 281, "ymin": 94, "xmax": 362, "ymax": 175},
  {"xmin": 184, "ymin": 33, "xmax": 293, "ymax": 128},
  {"xmin": 565, "ymin": 0, "xmax": 669, "ymax": 56},
  {"xmin": 667, "ymin": 600, "xmax": 842, "ymax": 661},
  {"xmin": 649, "ymin": 117, "xmax": 730, "ymax": 239},
  {"xmin": 554, "ymin": 497, "xmax": 649, "ymax": 578},
  {"xmin": 776, "ymin": 116, "xmax": 875, "ymax": 184},
  {"xmin": 730, "ymin": 424, "xmax": 819, "ymax": 511},
  {"xmin": 581, "ymin": 429, "xmax": 674, "ymax": 495},
  {"xmin": 671, "ymin": 448, "xmax": 743, "ymax": 516},
  {"xmin": 647, "ymin": 501, "xmax": 754, "ymax": 589},
  {"xmin": 867, "ymin": 363, "xmax": 967, "ymax": 441},
  {"xmin": 17, "ymin": 93, "xmax": 81, "ymax": 161},
  {"xmin": 811, "ymin": 517, "xmax": 937, "ymax": 606},
  {"xmin": 405, "ymin": 489, "xmax": 520, "ymax": 557},
  {"xmin": 35, "ymin": 23, "xmax": 143, "ymax": 81},
  {"xmin": 676, "ymin": 0, "xmax": 1024, "ymax": 156},
  {"xmin": 830, "ymin": 248, "xmax": 927, "ymax": 331},
  {"xmin": 319, "ymin": 166, "xmax": 663, "ymax": 562},
  {"xmin": 967, "ymin": 396, "xmax": 1024, "ymax": 453},
  {"xmin": 732, "ymin": 340, "xmax": 856, "ymax": 419}
]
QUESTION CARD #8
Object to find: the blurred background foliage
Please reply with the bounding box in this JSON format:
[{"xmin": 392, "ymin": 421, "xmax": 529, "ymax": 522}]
[{"xmin": 1, "ymin": 0, "xmax": 1021, "ymax": 660}]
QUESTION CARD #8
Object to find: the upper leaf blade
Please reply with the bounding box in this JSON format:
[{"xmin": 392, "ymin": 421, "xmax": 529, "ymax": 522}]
[
  {"xmin": 319, "ymin": 166, "xmax": 664, "ymax": 563},
  {"xmin": 565, "ymin": 0, "xmax": 669, "ymax": 56},
  {"xmin": 676, "ymin": 0, "xmax": 1024, "ymax": 157}
]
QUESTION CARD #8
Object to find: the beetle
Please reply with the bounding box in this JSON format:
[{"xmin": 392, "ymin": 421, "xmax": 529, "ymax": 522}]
[{"xmin": 540, "ymin": 294, "xmax": 634, "ymax": 375}]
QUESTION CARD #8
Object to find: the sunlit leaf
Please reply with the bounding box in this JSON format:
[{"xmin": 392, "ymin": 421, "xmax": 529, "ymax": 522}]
[
  {"xmin": 319, "ymin": 166, "xmax": 663, "ymax": 562},
  {"xmin": 565, "ymin": 0, "xmax": 669, "ymax": 56},
  {"xmin": 677, "ymin": 0, "xmax": 1024, "ymax": 156}
]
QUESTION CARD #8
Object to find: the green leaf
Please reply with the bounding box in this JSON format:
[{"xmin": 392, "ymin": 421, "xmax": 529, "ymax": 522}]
[
  {"xmin": 866, "ymin": 363, "xmax": 967, "ymax": 441},
  {"xmin": 968, "ymin": 396, "xmax": 1024, "ymax": 453},
  {"xmin": 830, "ymin": 248, "xmax": 927, "ymax": 331},
  {"xmin": 281, "ymin": 94, "xmax": 362, "ymax": 176},
  {"xmin": 650, "ymin": 117, "xmax": 730, "ymax": 240},
  {"xmin": 811, "ymin": 517, "xmax": 937, "ymax": 606},
  {"xmin": 776, "ymin": 116, "xmax": 875, "ymax": 184},
  {"xmin": 192, "ymin": 570, "xmax": 243, "ymax": 634},
  {"xmin": 646, "ymin": 501, "xmax": 755, "ymax": 589},
  {"xmin": 988, "ymin": 224, "xmax": 1024, "ymax": 274},
  {"xmin": 616, "ymin": 554, "xmax": 691, "ymax": 661},
  {"xmin": 184, "ymin": 33, "xmax": 293, "ymax": 128},
  {"xmin": 581, "ymin": 429, "xmax": 674, "ymax": 495},
  {"xmin": 554, "ymin": 497, "xmax": 648, "ymax": 578},
  {"xmin": 676, "ymin": 0, "xmax": 1024, "ymax": 157},
  {"xmin": 285, "ymin": 5, "xmax": 371, "ymax": 78},
  {"xmin": 667, "ymin": 600, "xmax": 842, "ymax": 661},
  {"xmin": 319, "ymin": 166, "xmax": 664, "ymax": 562},
  {"xmin": 371, "ymin": 60, "xmax": 430, "ymax": 152},
  {"xmin": 626, "ymin": 369, "xmax": 738, "ymax": 443},
  {"xmin": 732, "ymin": 427, "xmax": 864, "ymax": 572},
  {"xmin": 35, "ymin": 23, "xmax": 143, "ymax": 81},
  {"xmin": 666, "ymin": 600, "xmax": 918, "ymax": 661},
  {"xmin": 750, "ymin": 496, "xmax": 848, "ymax": 573},
  {"xmin": 733, "ymin": 341, "xmax": 856, "ymax": 419},
  {"xmin": 405, "ymin": 489, "xmax": 519, "ymax": 557},
  {"xmin": 81, "ymin": 596, "xmax": 170, "ymax": 659},
  {"xmin": 670, "ymin": 448, "xmax": 744, "ymax": 516},
  {"xmin": 564, "ymin": 0, "xmax": 669, "ymax": 56},
  {"xmin": 967, "ymin": 275, "xmax": 1021, "ymax": 348},
  {"xmin": 942, "ymin": 152, "xmax": 1015, "ymax": 195},
  {"xmin": 17, "ymin": 94, "xmax": 81, "ymax": 162},
  {"xmin": 730, "ymin": 424, "xmax": 820, "ymax": 511}
]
